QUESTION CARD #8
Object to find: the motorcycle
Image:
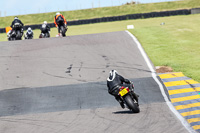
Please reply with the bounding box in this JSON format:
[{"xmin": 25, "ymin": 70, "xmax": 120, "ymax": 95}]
[
  {"xmin": 24, "ymin": 30, "xmax": 33, "ymax": 39},
  {"xmin": 118, "ymin": 83, "xmax": 140, "ymax": 113},
  {"xmin": 12, "ymin": 22, "xmax": 23, "ymax": 40},
  {"xmin": 57, "ymin": 20, "xmax": 67, "ymax": 37},
  {"xmin": 39, "ymin": 24, "xmax": 50, "ymax": 38}
]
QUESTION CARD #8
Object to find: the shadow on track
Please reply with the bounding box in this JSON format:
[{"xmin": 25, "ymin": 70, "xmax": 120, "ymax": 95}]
[{"xmin": 113, "ymin": 110, "xmax": 138, "ymax": 114}]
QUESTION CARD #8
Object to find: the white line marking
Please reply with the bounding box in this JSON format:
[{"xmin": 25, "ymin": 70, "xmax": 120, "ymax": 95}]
[{"xmin": 125, "ymin": 30, "xmax": 196, "ymax": 133}]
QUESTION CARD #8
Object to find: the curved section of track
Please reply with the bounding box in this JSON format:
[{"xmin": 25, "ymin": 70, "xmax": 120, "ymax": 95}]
[{"xmin": 0, "ymin": 31, "xmax": 189, "ymax": 133}]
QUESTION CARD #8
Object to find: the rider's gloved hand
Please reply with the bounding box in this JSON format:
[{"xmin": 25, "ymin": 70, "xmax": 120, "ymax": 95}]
[{"xmin": 128, "ymin": 80, "xmax": 132, "ymax": 84}]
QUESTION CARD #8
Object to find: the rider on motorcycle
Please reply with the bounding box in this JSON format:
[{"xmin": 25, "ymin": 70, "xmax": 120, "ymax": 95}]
[
  {"xmin": 54, "ymin": 12, "xmax": 67, "ymax": 36},
  {"xmin": 40, "ymin": 21, "xmax": 50, "ymax": 37},
  {"xmin": 24, "ymin": 27, "xmax": 34, "ymax": 39},
  {"xmin": 107, "ymin": 70, "xmax": 139, "ymax": 108},
  {"xmin": 11, "ymin": 16, "xmax": 24, "ymax": 29},
  {"xmin": 10, "ymin": 16, "xmax": 24, "ymax": 36}
]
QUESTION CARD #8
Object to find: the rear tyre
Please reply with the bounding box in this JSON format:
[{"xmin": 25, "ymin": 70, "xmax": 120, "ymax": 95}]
[
  {"xmin": 60, "ymin": 26, "xmax": 66, "ymax": 37},
  {"xmin": 16, "ymin": 30, "xmax": 21, "ymax": 40},
  {"xmin": 124, "ymin": 94, "xmax": 140, "ymax": 113}
]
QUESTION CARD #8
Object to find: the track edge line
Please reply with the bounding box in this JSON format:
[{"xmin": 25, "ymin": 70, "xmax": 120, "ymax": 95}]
[{"xmin": 125, "ymin": 30, "xmax": 196, "ymax": 133}]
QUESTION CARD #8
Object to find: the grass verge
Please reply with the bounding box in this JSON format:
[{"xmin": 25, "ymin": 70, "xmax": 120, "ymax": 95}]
[
  {"xmin": 1, "ymin": 0, "xmax": 200, "ymax": 28},
  {"xmin": 131, "ymin": 15, "xmax": 200, "ymax": 82}
]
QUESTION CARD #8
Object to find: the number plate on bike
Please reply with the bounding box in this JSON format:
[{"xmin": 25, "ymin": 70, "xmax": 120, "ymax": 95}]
[{"xmin": 119, "ymin": 88, "xmax": 128, "ymax": 96}]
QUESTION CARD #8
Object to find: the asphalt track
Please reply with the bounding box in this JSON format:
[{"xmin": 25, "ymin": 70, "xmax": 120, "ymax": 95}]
[{"xmin": 0, "ymin": 31, "xmax": 189, "ymax": 133}]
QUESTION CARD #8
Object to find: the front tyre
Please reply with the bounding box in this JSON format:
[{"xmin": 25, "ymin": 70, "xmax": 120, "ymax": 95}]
[{"xmin": 124, "ymin": 94, "xmax": 140, "ymax": 113}]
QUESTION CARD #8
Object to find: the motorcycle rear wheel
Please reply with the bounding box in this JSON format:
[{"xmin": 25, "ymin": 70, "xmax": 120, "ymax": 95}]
[
  {"xmin": 60, "ymin": 26, "xmax": 66, "ymax": 37},
  {"xmin": 16, "ymin": 31, "xmax": 22, "ymax": 40},
  {"xmin": 124, "ymin": 94, "xmax": 140, "ymax": 113}
]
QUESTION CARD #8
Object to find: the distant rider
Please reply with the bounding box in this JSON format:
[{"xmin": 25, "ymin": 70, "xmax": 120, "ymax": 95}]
[
  {"xmin": 40, "ymin": 21, "xmax": 50, "ymax": 37},
  {"xmin": 10, "ymin": 16, "xmax": 24, "ymax": 29},
  {"xmin": 107, "ymin": 70, "xmax": 139, "ymax": 108},
  {"xmin": 24, "ymin": 27, "xmax": 34, "ymax": 39},
  {"xmin": 54, "ymin": 12, "xmax": 67, "ymax": 36},
  {"xmin": 10, "ymin": 16, "xmax": 24, "ymax": 35}
]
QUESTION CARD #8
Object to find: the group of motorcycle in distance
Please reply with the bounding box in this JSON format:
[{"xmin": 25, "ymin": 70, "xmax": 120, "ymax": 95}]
[
  {"xmin": 7, "ymin": 17, "xmax": 67, "ymax": 41},
  {"xmin": 7, "ymin": 23, "xmax": 67, "ymax": 41}
]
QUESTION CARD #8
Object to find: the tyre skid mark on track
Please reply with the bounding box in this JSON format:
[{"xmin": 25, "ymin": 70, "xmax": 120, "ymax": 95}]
[{"xmin": 66, "ymin": 64, "xmax": 73, "ymax": 73}]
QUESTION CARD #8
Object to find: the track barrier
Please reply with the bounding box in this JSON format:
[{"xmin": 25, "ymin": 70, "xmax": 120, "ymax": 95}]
[{"xmin": 0, "ymin": 8, "xmax": 195, "ymax": 34}]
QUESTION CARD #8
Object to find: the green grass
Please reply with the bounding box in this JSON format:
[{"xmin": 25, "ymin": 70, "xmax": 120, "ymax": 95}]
[
  {"xmin": 130, "ymin": 14, "xmax": 200, "ymax": 82},
  {"xmin": 1, "ymin": 0, "xmax": 200, "ymax": 28},
  {"xmin": 73, "ymin": 14, "xmax": 200, "ymax": 82}
]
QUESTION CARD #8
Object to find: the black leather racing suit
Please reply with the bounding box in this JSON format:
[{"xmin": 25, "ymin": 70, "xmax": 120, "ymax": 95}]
[
  {"xmin": 107, "ymin": 74, "xmax": 131, "ymax": 96},
  {"xmin": 10, "ymin": 19, "xmax": 24, "ymax": 29},
  {"xmin": 41, "ymin": 24, "xmax": 50, "ymax": 34},
  {"xmin": 107, "ymin": 74, "xmax": 138, "ymax": 106},
  {"xmin": 10, "ymin": 19, "xmax": 24, "ymax": 35},
  {"xmin": 41, "ymin": 24, "xmax": 50, "ymax": 37}
]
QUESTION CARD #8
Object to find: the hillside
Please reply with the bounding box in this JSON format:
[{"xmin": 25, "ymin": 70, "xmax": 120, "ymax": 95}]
[{"xmin": 0, "ymin": 0, "xmax": 200, "ymax": 28}]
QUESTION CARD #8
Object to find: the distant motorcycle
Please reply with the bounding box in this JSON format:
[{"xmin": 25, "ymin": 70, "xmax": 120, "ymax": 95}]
[
  {"xmin": 13, "ymin": 22, "xmax": 23, "ymax": 40},
  {"xmin": 118, "ymin": 83, "xmax": 140, "ymax": 113},
  {"xmin": 24, "ymin": 28, "xmax": 33, "ymax": 39},
  {"xmin": 8, "ymin": 23, "xmax": 23, "ymax": 41},
  {"xmin": 57, "ymin": 18, "xmax": 67, "ymax": 37},
  {"xmin": 39, "ymin": 24, "xmax": 50, "ymax": 38}
]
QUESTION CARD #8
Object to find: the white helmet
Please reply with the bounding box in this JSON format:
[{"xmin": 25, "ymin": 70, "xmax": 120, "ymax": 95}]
[
  {"xmin": 14, "ymin": 16, "xmax": 18, "ymax": 20},
  {"xmin": 56, "ymin": 12, "xmax": 60, "ymax": 15},
  {"xmin": 44, "ymin": 21, "xmax": 47, "ymax": 25},
  {"xmin": 107, "ymin": 70, "xmax": 118, "ymax": 81},
  {"xmin": 28, "ymin": 27, "xmax": 32, "ymax": 31}
]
